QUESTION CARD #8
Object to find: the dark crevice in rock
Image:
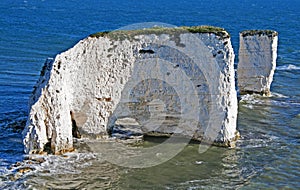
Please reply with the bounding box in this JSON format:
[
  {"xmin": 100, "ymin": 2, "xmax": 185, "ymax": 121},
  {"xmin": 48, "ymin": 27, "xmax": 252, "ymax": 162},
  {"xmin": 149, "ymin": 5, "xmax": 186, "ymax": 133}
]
[
  {"xmin": 70, "ymin": 111, "xmax": 81, "ymax": 139},
  {"xmin": 173, "ymin": 64, "xmax": 179, "ymax": 68},
  {"xmin": 96, "ymin": 97, "xmax": 112, "ymax": 102},
  {"xmin": 57, "ymin": 61, "xmax": 61, "ymax": 70},
  {"xmin": 43, "ymin": 140, "xmax": 52, "ymax": 154},
  {"xmin": 139, "ymin": 49, "xmax": 155, "ymax": 54}
]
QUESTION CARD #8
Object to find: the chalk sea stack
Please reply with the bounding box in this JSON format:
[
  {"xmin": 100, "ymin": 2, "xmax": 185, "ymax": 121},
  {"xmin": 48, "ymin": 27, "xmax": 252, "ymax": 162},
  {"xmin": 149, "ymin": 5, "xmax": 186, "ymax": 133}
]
[
  {"xmin": 237, "ymin": 30, "xmax": 278, "ymax": 96},
  {"xmin": 23, "ymin": 26, "xmax": 240, "ymax": 154}
]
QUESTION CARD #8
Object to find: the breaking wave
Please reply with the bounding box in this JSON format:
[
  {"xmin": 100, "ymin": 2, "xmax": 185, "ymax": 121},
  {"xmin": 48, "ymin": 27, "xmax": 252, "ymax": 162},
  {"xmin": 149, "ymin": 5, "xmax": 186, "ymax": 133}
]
[{"xmin": 276, "ymin": 64, "xmax": 300, "ymax": 71}]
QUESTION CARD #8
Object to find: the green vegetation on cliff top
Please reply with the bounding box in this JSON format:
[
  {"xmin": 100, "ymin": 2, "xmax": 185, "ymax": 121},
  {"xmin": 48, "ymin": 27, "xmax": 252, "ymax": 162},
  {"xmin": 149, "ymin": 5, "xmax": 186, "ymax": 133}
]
[
  {"xmin": 240, "ymin": 30, "xmax": 278, "ymax": 37},
  {"xmin": 89, "ymin": 26, "xmax": 229, "ymax": 39}
]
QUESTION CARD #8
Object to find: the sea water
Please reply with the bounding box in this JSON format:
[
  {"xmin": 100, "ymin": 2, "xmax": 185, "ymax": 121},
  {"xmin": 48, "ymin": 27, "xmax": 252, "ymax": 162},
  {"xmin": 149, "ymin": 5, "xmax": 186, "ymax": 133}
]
[{"xmin": 0, "ymin": 0, "xmax": 299, "ymax": 189}]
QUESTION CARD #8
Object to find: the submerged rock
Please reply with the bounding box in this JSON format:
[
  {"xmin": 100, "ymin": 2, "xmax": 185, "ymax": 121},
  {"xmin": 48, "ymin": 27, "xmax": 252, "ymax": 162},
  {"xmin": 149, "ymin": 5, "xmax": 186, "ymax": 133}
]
[
  {"xmin": 237, "ymin": 30, "xmax": 278, "ymax": 96},
  {"xmin": 23, "ymin": 26, "xmax": 239, "ymax": 154}
]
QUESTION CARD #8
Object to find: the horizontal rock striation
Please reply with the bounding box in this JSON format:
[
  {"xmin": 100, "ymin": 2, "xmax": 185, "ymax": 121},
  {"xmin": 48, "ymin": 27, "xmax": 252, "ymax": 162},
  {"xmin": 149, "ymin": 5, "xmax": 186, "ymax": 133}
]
[
  {"xmin": 237, "ymin": 30, "xmax": 278, "ymax": 96},
  {"xmin": 23, "ymin": 26, "xmax": 239, "ymax": 154}
]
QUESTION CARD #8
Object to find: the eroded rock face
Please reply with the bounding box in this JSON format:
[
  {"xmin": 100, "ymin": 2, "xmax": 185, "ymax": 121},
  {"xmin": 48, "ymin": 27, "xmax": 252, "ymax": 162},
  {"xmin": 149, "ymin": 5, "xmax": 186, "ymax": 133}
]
[
  {"xmin": 237, "ymin": 30, "xmax": 278, "ymax": 96},
  {"xmin": 23, "ymin": 26, "xmax": 239, "ymax": 154}
]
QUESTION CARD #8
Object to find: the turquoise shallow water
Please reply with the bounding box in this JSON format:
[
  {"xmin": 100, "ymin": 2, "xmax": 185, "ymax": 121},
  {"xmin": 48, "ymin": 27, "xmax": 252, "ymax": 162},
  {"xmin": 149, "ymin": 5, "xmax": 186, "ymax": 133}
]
[{"xmin": 0, "ymin": 0, "xmax": 300, "ymax": 189}]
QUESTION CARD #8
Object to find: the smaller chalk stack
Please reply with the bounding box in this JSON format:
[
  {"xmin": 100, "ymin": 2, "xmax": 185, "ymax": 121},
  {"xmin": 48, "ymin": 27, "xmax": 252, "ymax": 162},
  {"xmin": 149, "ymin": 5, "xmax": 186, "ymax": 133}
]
[{"xmin": 237, "ymin": 30, "xmax": 278, "ymax": 96}]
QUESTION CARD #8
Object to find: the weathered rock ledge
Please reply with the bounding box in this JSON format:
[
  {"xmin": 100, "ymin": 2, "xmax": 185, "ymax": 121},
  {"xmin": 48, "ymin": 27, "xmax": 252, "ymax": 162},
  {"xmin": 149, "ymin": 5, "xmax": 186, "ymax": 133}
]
[{"xmin": 22, "ymin": 26, "xmax": 278, "ymax": 154}]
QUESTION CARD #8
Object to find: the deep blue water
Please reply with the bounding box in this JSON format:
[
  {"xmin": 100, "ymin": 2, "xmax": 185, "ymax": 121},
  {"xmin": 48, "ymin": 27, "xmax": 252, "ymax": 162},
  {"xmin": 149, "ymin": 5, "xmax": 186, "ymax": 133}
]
[{"xmin": 0, "ymin": 0, "xmax": 299, "ymax": 189}]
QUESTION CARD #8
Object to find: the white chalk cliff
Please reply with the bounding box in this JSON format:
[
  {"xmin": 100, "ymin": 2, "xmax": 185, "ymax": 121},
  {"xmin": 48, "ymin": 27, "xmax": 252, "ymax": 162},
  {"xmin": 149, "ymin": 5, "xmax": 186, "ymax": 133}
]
[
  {"xmin": 23, "ymin": 26, "xmax": 239, "ymax": 154},
  {"xmin": 238, "ymin": 30, "xmax": 278, "ymax": 96}
]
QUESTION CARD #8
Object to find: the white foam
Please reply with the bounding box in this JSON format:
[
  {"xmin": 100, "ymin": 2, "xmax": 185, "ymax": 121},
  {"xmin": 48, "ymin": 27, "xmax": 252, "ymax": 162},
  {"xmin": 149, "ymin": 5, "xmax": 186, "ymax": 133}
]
[
  {"xmin": 239, "ymin": 93, "xmax": 300, "ymax": 110},
  {"xmin": 37, "ymin": 152, "xmax": 97, "ymax": 175},
  {"xmin": 269, "ymin": 92, "xmax": 289, "ymax": 98},
  {"xmin": 276, "ymin": 64, "xmax": 300, "ymax": 71},
  {"xmin": 239, "ymin": 94, "xmax": 262, "ymax": 105},
  {"xmin": 0, "ymin": 151, "xmax": 99, "ymax": 190}
]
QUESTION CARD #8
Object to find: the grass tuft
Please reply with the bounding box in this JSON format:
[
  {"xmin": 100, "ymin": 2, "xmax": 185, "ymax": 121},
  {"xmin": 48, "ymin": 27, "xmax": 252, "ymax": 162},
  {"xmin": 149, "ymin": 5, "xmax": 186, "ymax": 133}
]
[
  {"xmin": 89, "ymin": 25, "xmax": 230, "ymax": 40},
  {"xmin": 240, "ymin": 30, "xmax": 278, "ymax": 37}
]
